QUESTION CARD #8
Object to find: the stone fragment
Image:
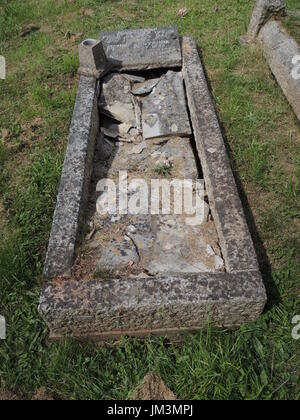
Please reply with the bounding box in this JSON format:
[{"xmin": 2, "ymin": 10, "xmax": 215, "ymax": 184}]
[
  {"xmin": 122, "ymin": 74, "xmax": 146, "ymax": 83},
  {"xmin": 125, "ymin": 215, "xmax": 155, "ymax": 265},
  {"xmin": 130, "ymin": 373, "xmax": 177, "ymax": 400},
  {"xmin": 78, "ymin": 39, "xmax": 110, "ymax": 78},
  {"xmin": 99, "ymin": 73, "xmax": 136, "ymax": 124},
  {"xmin": 185, "ymin": 200, "xmax": 210, "ymax": 226},
  {"xmin": 132, "ymin": 141, "xmax": 147, "ymax": 154},
  {"xmin": 0, "ymin": 315, "xmax": 6, "ymax": 340},
  {"xmin": 243, "ymin": 0, "xmax": 286, "ymax": 43},
  {"xmin": 206, "ymin": 244, "xmax": 215, "ymax": 257},
  {"xmin": 99, "ymin": 27, "xmax": 182, "ymax": 71},
  {"xmin": 98, "ymin": 239, "xmax": 139, "ymax": 271},
  {"xmin": 102, "ymin": 119, "xmax": 133, "ymax": 136},
  {"xmin": 102, "ymin": 121, "xmax": 133, "ymax": 141},
  {"xmin": 177, "ymin": 8, "xmax": 188, "ymax": 18},
  {"xmin": 215, "ymin": 255, "xmax": 225, "ymax": 271},
  {"xmin": 132, "ymin": 78, "xmax": 160, "ymax": 95},
  {"xmin": 127, "ymin": 225, "xmax": 137, "ymax": 234},
  {"xmin": 142, "ymin": 71, "xmax": 192, "ymax": 140},
  {"xmin": 130, "ymin": 94, "xmax": 142, "ymax": 134}
]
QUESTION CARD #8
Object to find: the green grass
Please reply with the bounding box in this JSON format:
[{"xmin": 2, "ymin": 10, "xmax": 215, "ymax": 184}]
[
  {"xmin": 282, "ymin": 0, "xmax": 300, "ymax": 42},
  {"xmin": 0, "ymin": 0, "xmax": 299, "ymax": 400},
  {"xmin": 153, "ymin": 164, "xmax": 172, "ymax": 177}
]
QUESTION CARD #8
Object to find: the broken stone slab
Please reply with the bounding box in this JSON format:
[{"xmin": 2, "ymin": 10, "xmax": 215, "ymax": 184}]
[
  {"xmin": 131, "ymin": 78, "xmax": 160, "ymax": 95},
  {"xmin": 99, "ymin": 27, "xmax": 182, "ymax": 71},
  {"xmin": 242, "ymin": 0, "xmax": 286, "ymax": 44},
  {"xmin": 78, "ymin": 39, "xmax": 110, "ymax": 78},
  {"xmin": 97, "ymin": 239, "xmax": 139, "ymax": 272},
  {"xmin": 258, "ymin": 20, "xmax": 300, "ymax": 121},
  {"xmin": 142, "ymin": 71, "xmax": 192, "ymax": 140},
  {"xmin": 101, "ymin": 118, "xmax": 133, "ymax": 140},
  {"xmin": 143, "ymin": 219, "xmax": 222, "ymax": 275},
  {"xmin": 99, "ymin": 73, "xmax": 136, "ymax": 125}
]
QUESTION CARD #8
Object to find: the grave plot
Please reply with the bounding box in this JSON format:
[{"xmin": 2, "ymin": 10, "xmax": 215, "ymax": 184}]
[
  {"xmin": 39, "ymin": 28, "xmax": 267, "ymax": 341},
  {"xmin": 86, "ymin": 70, "xmax": 223, "ymax": 278}
]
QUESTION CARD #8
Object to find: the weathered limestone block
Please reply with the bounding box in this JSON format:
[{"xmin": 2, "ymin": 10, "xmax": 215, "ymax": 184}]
[
  {"xmin": 78, "ymin": 39, "xmax": 110, "ymax": 78},
  {"xmin": 259, "ymin": 21, "xmax": 300, "ymax": 121},
  {"xmin": 99, "ymin": 27, "xmax": 182, "ymax": 71},
  {"xmin": 39, "ymin": 271, "xmax": 267, "ymax": 339},
  {"xmin": 182, "ymin": 37, "xmax": 261, "ymax": 272},
  {"xmin": 142, "ymin": 71, "xmax": 192, "ymax": 140},
  {"xmin": 244, "ymin": 0, "xmax": 286, "ymax": 43},
  {"xmin": 43, "ymin": 77, "xmax": 99, "ymax": 278}
]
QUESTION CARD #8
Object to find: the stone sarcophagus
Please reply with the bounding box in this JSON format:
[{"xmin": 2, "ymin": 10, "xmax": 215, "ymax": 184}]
[{"xmin": 39, "ymin": 27, "xmax": 266, "ymax": 341}]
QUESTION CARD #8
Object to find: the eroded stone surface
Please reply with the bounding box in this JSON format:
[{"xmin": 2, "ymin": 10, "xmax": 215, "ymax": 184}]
[
  {"xmin": 99, "ymin": 27, "xmax": 182, "ymax": 71},
  {"xmin": 182, "ymin": 37, "xmax": 260, "ymax": 272},
  {"xmin": 93, "ymin": 135, "xmax": 198, "ymax": 181},
  {"xmin": 142, "ymin": 71, "xmax": 192, "ymax": 140},
  {"xmin": 141, "ymin": 218, "xmax": 222, "ymax": 275},
  {"xmin": 39, "ymin": 271, "xmax": 267, "ymax": 338},
  {"xmin": 98, "ymin": 239, "xmax": 139, "ymax": 272},
  {"xmin": 43, "ymin": 76, "xmax": 99, "ymax": 278}
]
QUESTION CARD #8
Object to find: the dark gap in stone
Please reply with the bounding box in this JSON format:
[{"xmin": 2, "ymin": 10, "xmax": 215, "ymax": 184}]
[
  {"xmin": 182, "ymin": 78, "xmax": 204, "ymax": 180},
  {"xmin": 119, "ymin": 67, "xmax": 182, "ymax": 80}
]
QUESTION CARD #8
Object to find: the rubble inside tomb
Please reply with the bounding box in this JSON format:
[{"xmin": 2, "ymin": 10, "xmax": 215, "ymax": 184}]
[{"xmin": 76, "ymin": 68, "xmax": 225, "ymax": 280}]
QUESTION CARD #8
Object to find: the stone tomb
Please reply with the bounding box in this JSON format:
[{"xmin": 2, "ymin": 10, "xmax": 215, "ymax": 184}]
[{"xmin": 39, "ymin": 28, "xmax": 266, "ymax": 341}]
